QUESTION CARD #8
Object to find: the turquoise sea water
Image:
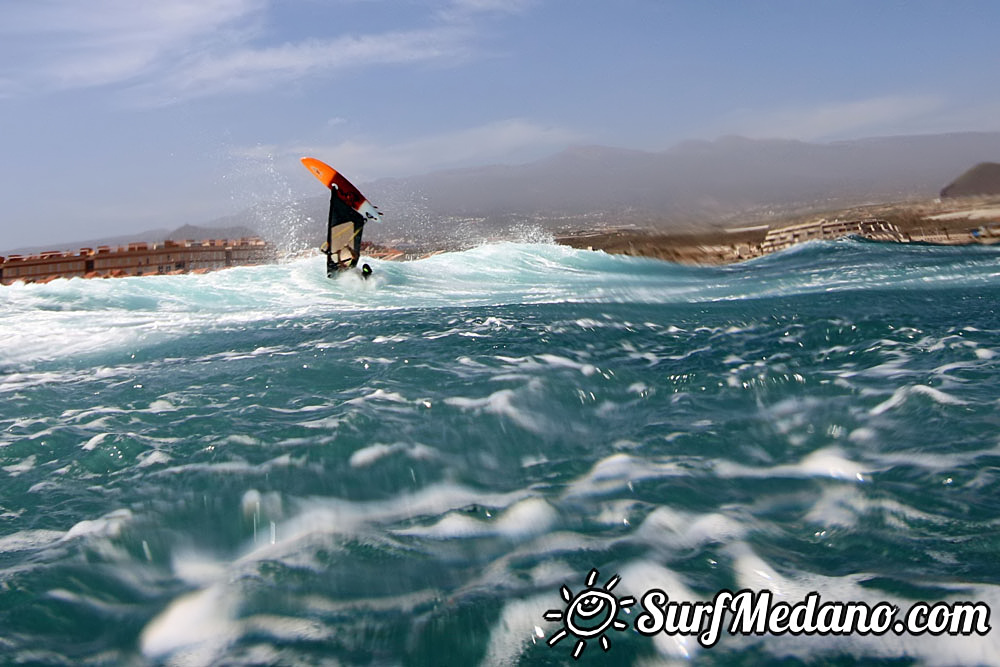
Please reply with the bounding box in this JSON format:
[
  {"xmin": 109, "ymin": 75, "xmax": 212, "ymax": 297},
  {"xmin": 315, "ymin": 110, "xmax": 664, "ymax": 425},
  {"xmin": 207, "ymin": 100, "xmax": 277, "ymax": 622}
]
[{"xmin": 1, "ymin": 239, "xmax": 999, "ymax": 665}]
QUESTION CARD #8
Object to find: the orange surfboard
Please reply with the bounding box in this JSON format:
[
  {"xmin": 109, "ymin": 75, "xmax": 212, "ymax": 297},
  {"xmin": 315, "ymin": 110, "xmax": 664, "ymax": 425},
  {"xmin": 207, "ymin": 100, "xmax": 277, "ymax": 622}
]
[{"xmin": 301, "ymin": 157, "xmax": 381, "ymax": 221}]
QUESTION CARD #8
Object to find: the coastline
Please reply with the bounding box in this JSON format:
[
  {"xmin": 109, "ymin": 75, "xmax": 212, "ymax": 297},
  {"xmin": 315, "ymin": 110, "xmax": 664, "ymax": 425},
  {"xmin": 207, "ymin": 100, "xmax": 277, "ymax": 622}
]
[
  {"xmin": 5, "ymin": 197, "xmax": 1000, "ymax": 285},
  {"xmin": 555, "ymin": 196, "xmax": 1000, "ymax": 265},
  {"xmin": 0, "ymin": 238, "xmax": 276, "ymax": 285}
]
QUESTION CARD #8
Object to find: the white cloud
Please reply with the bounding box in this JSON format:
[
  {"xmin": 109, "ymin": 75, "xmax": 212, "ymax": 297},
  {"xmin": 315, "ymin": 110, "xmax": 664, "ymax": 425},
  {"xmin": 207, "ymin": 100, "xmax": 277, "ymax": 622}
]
[
  {"xmin": 146, "ymin": 26, "xmax": 468, "ymax": 103},
  {"xmin": 0, "ymin": 0, "xmax": 264, "ymax": 93},
  {"xmin": 238, "ymin": 118, "xmax": 581, "ymax": 183},
  {"xmin": 0, "ymin": 0, "xmax": 514, "ymax": 104},
  {"xmin": 449, "ymin": 0, "xmax": 529, "ymax": 10},
  {"xmin": 309, "ymin": 118, "xmax": 581, "ymax": 179},
  {"xmin": 889, "ymin": 99, "xmax": 1000, "ymax": 136},
  {"xmin": 440, "ymin": 0, "xmax": 535, "ymax": 17},
  {"xmin": 728, "ymin": 95, "xmax": 947, "ymax": 141}
]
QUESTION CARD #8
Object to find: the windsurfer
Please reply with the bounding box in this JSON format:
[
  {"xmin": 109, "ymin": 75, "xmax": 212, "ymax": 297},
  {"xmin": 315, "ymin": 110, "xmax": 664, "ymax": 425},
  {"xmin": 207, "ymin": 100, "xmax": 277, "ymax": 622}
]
[{"xmin": 325, "ymin": 188, "xmax": 366, "ymax": 277}]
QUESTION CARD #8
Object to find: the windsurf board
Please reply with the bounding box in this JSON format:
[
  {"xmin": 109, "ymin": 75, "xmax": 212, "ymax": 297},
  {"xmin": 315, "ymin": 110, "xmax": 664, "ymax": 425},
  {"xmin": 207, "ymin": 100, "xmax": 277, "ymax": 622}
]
[{"xmin": 301, "ymin": 157, "xmax": 382, "ymax": 222}]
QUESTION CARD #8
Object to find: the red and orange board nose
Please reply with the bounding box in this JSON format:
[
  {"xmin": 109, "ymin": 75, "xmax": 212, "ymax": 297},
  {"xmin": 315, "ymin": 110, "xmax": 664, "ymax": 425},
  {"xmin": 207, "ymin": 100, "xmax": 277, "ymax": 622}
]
[
  {"xmin": 301, "ymin": 156, "xmax": 370, "ymax": 210},
  {"xmin": 301, "ymin": 157, "xmax": 337, "ymax": 189}
]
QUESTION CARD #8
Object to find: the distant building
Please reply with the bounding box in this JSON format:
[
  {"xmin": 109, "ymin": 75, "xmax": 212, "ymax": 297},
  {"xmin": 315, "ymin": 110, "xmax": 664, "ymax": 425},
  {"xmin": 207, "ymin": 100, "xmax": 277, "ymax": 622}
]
[
  {"xmin": 761, "ymin": 218, "xmax": 907, "ymax": 254},
  {"xmin": 0, "ymin": 238, "xmax": 275, "ymax": 285}
]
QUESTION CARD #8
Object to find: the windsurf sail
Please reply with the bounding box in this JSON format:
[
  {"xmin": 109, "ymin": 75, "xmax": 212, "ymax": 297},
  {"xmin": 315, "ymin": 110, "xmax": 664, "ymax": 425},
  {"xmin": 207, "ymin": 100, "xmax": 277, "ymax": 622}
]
[{"xmin": 325, "ymin": 191, "xmax": 366, "ymax": 276}]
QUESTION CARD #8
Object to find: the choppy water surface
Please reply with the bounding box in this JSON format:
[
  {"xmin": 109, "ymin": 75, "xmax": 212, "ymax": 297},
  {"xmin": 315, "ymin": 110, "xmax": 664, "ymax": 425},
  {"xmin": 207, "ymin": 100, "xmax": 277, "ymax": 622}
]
[{"xmin": 1, "ymin": 240, "xmax": 999, "ymax": 665}]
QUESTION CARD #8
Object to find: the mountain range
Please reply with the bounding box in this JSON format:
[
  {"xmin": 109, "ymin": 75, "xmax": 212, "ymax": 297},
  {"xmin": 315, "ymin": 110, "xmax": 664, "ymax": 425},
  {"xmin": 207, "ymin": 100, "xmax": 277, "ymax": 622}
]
[
  {"xmin": 9, "ymin": 132, "xmax": 1000, "ymax": 254},
  {"xmin": 351, "ymin": 131, "xmax": 1000, "ymax": 247}
]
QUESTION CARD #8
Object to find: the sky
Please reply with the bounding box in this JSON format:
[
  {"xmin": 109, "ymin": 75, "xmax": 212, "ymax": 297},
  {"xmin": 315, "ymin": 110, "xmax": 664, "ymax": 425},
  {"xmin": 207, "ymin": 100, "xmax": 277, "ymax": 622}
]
[{"xmin": 2, "ymin": 0, "xmax": 1000, "ymax": 250}]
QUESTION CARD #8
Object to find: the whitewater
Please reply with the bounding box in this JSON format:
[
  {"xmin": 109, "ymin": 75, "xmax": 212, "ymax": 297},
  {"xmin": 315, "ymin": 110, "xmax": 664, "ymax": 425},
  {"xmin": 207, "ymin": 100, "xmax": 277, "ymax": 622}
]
[{"xmin": 1, "ymin": 239, "xmax": 999, "ymax": 665}]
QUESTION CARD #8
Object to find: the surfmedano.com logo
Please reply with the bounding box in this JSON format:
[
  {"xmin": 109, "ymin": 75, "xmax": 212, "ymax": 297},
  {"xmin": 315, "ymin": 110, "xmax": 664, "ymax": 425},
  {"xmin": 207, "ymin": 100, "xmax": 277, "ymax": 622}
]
[
  {"xmin": 543, "ymin": 569, "xmax": 992, "ymax": 660},
  {"xmin": 543, "ymin": 569, "xmax": 636, "ymax": 659}
]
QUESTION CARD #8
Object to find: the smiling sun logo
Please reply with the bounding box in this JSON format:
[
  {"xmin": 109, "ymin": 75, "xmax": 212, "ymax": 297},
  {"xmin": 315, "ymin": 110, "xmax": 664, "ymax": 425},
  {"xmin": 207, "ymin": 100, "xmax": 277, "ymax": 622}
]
[{"xmin": 543, "ymin": 568, "xmax": 636, "ymax": 659}]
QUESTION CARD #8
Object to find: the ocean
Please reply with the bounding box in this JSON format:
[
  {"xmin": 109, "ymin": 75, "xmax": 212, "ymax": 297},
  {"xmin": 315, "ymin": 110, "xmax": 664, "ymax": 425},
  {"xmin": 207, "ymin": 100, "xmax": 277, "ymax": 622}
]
[{"xmin": 1, "ymin": 239, "xmax": 999, "ymax": 665}]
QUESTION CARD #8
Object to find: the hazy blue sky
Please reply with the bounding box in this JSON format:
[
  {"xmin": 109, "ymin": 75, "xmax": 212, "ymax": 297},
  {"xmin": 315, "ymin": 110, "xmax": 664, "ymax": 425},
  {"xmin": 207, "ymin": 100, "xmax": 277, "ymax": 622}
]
[{"xmin": 2, "ymin": 0, "xmax": 999, "ymax": 249}]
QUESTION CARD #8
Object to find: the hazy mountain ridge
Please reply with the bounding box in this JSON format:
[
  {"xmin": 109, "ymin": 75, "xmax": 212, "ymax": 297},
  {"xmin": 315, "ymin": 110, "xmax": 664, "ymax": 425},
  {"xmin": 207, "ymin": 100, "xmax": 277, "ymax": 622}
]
[
  {"xmin": 941, "ymin": 162, "xmax": 1000, "ymax": 197},
  {"xmin": 7, "ymin": 132, "xmax": 1000, "ymax": 255},
  {"xmin": 369, "ymin": 132, "xmax": 1000, "ymax": 222},
  {"xmin": 331, "ymin": 131, "xmax": 999, "ymax": 248}
]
